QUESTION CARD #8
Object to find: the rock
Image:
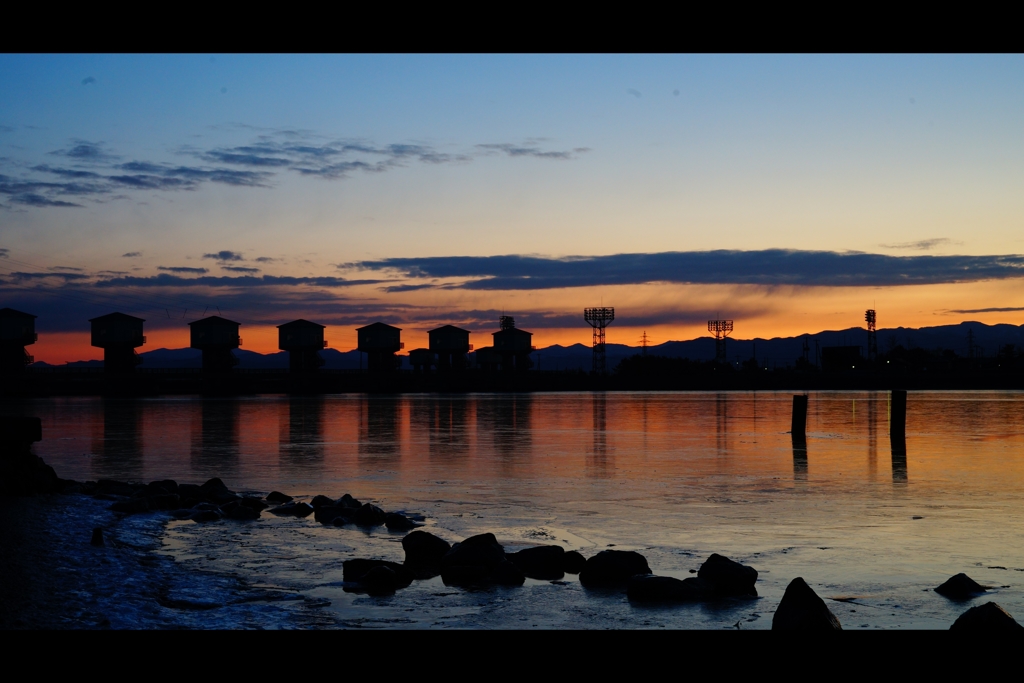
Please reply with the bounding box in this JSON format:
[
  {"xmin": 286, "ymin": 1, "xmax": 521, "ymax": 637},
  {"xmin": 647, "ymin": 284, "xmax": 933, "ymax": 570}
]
[
  {"xmin": 562, "ymin": 550, "xmax": 586, "ymax": 574},
  {"xmin": 170, "ymin": 509, "xmax": 194, "ymax": 519},
  {"xmin": 191, "ymin": 502, "xmax": 221, "ymax": 511},
  {"xmin": 90, "ymin": 528, "xmax": 104, "ymax": 547},
  {"xmin": 352, "ymin": 503, "xmax": 387, "ymax": 527},
  {"xmin": 402, "ymin": 531, "xmax": 451, "ymax": 577},
  {"xmin": 190, "ymin": 509, "xmax": 222, "ymax": 523},
  {"xmin": 177, "ymin": 484, "xmax": 203, "ymax": 500},
  {"xmin": 315, "ymin": 505, "xmax": 348, "ymax": 525},
  {"xmin": 200, "ymin": 478, "xmax": 238, "ymax": 504},
  {"xmin": 200, "ymin": 477, "xmax": 230, "ymax": 493},
  {"xmin": 149, "ymin": 494, "xmax": 181, "ymax": 510},
  {"xmin": 265, "ymin": 491, "xmax": 293, "ymax": 504},
  {"xmin": 441, "ymin": 534, "xmax": 506, "ymax": 571},
  {"xmin": 440, "ymin": 564, "xmax": 490, "ymax": 586},
  {"xmin": 488, "ymin": 560, "xmax": 526, "ymax": 586},
  {"xmin": 238, "ymin": 497, "xmax": 268, "ymax": 512},
  {"xmin": 110, "ymin": 498, "xmax": 150, "ymax": 514},
  {"xmin": 337, "ymin": 493, "xmax": 362, "ymax": 509},
  {"xmin": 95, "ymin": 479, "xmax": 135, "ymax": 497},
  {"xmin": 59, "ymin": 479, "xmax": 84, "ymax": 494},
  {"xmin": 935, "ymin": 573, "xmax": 987, "ymax": 600},
  {"xmin": 224, "ymin": 504, "xmax": 259, "ymax": 521},
  {"xmin": 268, "ymin": 502, "xmax": 314, "ymax": 517},
  {"xmin": 361, "ymin": 566, "xmax": 399, "ymax": 596},
  {"xmin": 342, "ymin": 559, "xmax": 414, "ymax": 589},
  {"xmin": 508, "ymin": 545, "xmax": 565, "ymax": 580},
  {"xmin": 697, "ymin": 553, "xmax": 758, "ymax": 597},
  {"xmin": 144, "ymin": 480, "xmax": 178, "ymax": 496},
  {"xmin": 385, "ymin": 512, "xmax": 420, "ymax": 531},
  {"xmin": 310, "ymin": 495, "xmax": 335, "ymax": 510},
  {"xmin": 578, "ymin": 550, "xmax": 652, "ymax": 588},
  {"xmin": 627, "ymin": 575, "xmax": 713, "ymax": 603},
  {"xmin": 950, "ymin": 602, "xmax": 1024, "ymax": 631},
  {"xmin": 771, "ymin": 577, "xmax": 842, "ymax": 630}
]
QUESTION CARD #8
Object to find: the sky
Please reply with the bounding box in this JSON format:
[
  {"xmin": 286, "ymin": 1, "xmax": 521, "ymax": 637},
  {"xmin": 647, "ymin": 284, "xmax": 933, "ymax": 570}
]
[{"xmin": 2, "ymin": 54, "xmax": 1024, "ymax": 363}]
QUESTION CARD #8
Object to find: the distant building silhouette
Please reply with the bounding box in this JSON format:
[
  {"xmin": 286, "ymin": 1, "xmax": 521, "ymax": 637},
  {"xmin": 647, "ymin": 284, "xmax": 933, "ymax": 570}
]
[
  {"xmin": 474, "ymin": 346, "xmax": 500, "ymax": 371},
  {"xmin": 0, "ymin": 308, "xmax": 36, "ymax": 374},
  {"xmin": 429, "ymin": 324, "xmax": 471, "ymax": 371},
  {"xmin": 408, "ymin": 348, "xmax": 435, "ymax": 373},
  {"xmin": 189, "ymin": 315, "xmax": 241, "ymax": 373},
  {"xmin": 492, "ymin": 316, "xmax": 534, "ymax": 372},
  {"xmin": 90, "ymin": 312, "xmax": 145, "ymax": 373},
  {"xmin": 356, "ymin": 322, "xmax": 403, "ymax": 372},
  {"xmin": 278, "ymin": 319, "xmax": 326, "ymax": 372}
]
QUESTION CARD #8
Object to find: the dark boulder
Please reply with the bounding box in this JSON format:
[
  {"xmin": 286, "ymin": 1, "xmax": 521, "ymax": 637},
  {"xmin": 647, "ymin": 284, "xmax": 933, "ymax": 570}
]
[
  {"xmin": 177, "ymin": 483, "xmax": 202, "ymax": 500},
  {"xmin": 95, "ymin": 479, "xmax": 135, "ymax": 497},
  {"xmin": 149, "ymin": 494, "xmax": 181, "ymax": 511},
  {"xmin": 110, "ymin": 498, "xmax": 150, "ymax": 514},
  {"xmin": 488, "ymin": 560, "xmax": 526, "ymax": 586},
  {"xmin": 310, "ymin": 495, "xmax": 335, "ymax": 510},
  {"xmin": 352, "ymin": 503, "xmax": 387, "ymax": 527},
  {"xmin": 385, "ymin": 512, "xmax": 420, "ymax": 531},
  {"xmin": 224, "ymin": 504, "xmax": 259, "ymax": 521},
  {"xmin": 440, "ymin": 564, "xmax": 491, "ymax": 586},
  {"xmin": 935, "ymin": 573, "xmax": 987, "ymax": 600},
  {"xmin": 441, "ymin": 534, "xmax": 506, "ymax": 570},
  {"xmin": 697, "ymin": 553, "xmax": 758, "ymax": 597},
  {"xmin": 562, "ymin": 550, "xmax": 586, "ymax": 574},
  {"xmin": 190, "ymin": 509, "xmax": 222, "ymax": 523},
  {"xmin": 265, "ymin": 491, "xmax": 293, "ymax": 504},
  {"xmin": 627, "ymin": 575, "xmax": 713, "ymax": 603},
  {"xmin": 508, "ymin": 545, "xmax": 565, "ymax": 580},
  {"xmin": 200, "ymin": 478, "xmax": 237, "ymax": 504},
  {"xmin": 200, "ymin": 477, "xmax": 229, "ymax": 493},
  {"xmin": 268, "ymin": 502, "xmax": 314, "ymax": 517},
  {"xmin": 950, "ymin": 602, "xmax": 1024, "ymax": 631},
  {"xmin": 337, "ymin": 493, "xmax": 362, "ymax": 509},
  {"xmin": 191, "ymin": 502, "xmax": 221, "ymax": 511},
  {"xmin": 238, "ymin": 497, "xmax": 268, "ymax": 512},
  {"xmin": 314, "ymin": 505, "xmax": 347, "ymax": 524},
  {"xmin": 59, "ymin": 479, "xmax": 84, "ymax": 494},
  {"xmin": 170, "ymin": 509, "xmax": 194, "ymax": 519},
  {"xmin": 90, "ymin": 528, "xmax": 104, "ymax": 547},
  {"xmin": 578, "ymin": 550, "xmax": 652, "ymax": 588},
  {"xmin": 342, "ymin": 559, "xmax": 414, "ymax": 589},
  {"xmin": 402, "ymin": 531, "xmax": 451, "ymax": 577},
  {"xmin": 145, "ymin": 479, "xmax": 178, "ymax": 495},
  {"xmin": 771, "ymin": 577, "xmax": 842, "ymax": 630},
  {"xmin": 361, "ymin": 566, "xmax": 399, "ymax": 596}
]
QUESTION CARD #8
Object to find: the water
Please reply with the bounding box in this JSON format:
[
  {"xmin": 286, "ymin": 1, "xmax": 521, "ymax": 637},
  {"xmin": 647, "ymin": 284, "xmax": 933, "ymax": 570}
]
[{"xmin": 16, "ymin": 391, "xmax": 1024, "ymax": 628}]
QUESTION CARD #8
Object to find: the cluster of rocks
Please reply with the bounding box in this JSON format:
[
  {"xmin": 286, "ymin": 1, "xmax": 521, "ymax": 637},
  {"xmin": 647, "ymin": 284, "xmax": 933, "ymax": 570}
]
[{"xmin": 0, "ymin": 417, "xmax": 60, "ymax": 496}]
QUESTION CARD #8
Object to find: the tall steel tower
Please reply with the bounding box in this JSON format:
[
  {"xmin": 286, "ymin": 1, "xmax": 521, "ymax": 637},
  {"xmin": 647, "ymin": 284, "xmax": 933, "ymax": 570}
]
[
  {"xmin": 584, "ymin": 307, "xmax": 615, "ymax": 373},
  {"xmin": 707, "ymin": 319, "xmax": 734, "ymax": 364},
  {"xmin": 865, "ymin": 309, "xmax": 877, "ymax": 362}
]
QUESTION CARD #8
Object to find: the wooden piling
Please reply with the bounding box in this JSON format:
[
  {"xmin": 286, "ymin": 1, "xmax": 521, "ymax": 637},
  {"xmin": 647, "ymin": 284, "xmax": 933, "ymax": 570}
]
[{"xmin": 791, "ymin": 394, "xmax": 808, "ymax": 443}]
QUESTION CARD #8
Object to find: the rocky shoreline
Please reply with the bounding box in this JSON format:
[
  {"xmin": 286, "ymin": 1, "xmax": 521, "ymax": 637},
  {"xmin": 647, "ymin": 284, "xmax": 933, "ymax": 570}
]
[{"xmin": 2, "ymin": 416, "xmax": 1023, "ymax": 630}]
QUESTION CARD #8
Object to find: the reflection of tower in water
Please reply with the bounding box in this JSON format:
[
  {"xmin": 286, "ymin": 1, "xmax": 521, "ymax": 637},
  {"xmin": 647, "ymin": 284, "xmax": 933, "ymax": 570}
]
[
  {"xmin": 867, "ymin": 392, "xmax": 878, "ymax": 480},
  {"xmin": 587, "ymin": 392, "xmax": 610, "ymax": 476},
  {"xmin": 359, "ymin": 397, "xmax": 400, "ymax": 459},
  {"xmin": 95, "ymin": 399, "xmax": 143, "ymax": 481},
  {"xmin": 430, "ymin": 397, "xmax": 469, "ymax": 461},
  {"xmin": 715, "ymin": 393, "xmax": 728, "ymax": 456},
  {"xmin": 280, "ymin": 396, "xmax": 324, "ymax": 464},
  {"xmin": 191, "ymin": 399, "xmax": 240, "ymax": 474}
]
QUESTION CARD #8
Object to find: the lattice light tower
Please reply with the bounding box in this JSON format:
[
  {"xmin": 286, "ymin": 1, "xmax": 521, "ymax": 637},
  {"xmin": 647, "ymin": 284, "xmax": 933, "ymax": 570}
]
[
  {"xmin": 707, "ymin": 319, "xmax": 734, "ymax": 364},
  {"xmin": 865, "ymin": 309, "xmax": 878, "ymax": 362},
  {"xmin": 584, "ymin": 307, "xmax": 615, "ymax": 374}
]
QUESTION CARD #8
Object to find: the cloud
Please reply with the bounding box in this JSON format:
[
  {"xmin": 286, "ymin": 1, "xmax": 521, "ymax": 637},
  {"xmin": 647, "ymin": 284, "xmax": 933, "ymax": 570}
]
[
  {"xmin": 203, "ymin": 250, "xmax": 244, "ymax": 262},
  {"xmin": 121, "ymin": 252, "xmax": 142, "ymax": 257},
  {"xmin": 880, "ymin": 238, "xmax": 959, "ymax": 251},
  {"xmin": 50, "ymin": 266, "xmax": 83, "ymax": 272},
  {"xmin": 627, "ymin": 88, "xmax": 642, "ymax": 98},
  {"xmin": 354, "ymin": 249, "xmax": 1024, "ymax": 290},
  {"xmin": 49, "ymin": 140, "xmax": 119, "ymax": 163},
  {"xmin": 7, "ymin": 193, "xmax": 81, "ymax": 208},
  {"xmin": 94, "ymin": 274, "xmax": 386, "ymax": 288},
  {"xmin": 158, "ymin": 266, "xmax": 209, "ymax": 274},
  {"xmin": 381, "ymin": 283, "xmax": 437, "ymax": 293},
  {"xmin": 0, "ymin": 248, "xmax": 9, "ymax": 257},
  {"xmin": 254, "ymin": 256, "xmax": 277, "ymax": 263},
  {"xmin": 475, "ymin": 143, "xmax": 590, "ymax": 160},
  {"xmin": 7, "ymin": 271, "xmax": 91, "ymax": 281},
  {"xmin": 948, "ymin": 306, "xmax": 1024, "ymax": 314},
  {"xmin": 222, "ymin": 266, "xmax": 260, "ymax": 274},
  {"xmin": 81, "ymin": 77, "xmax": 96, "ymax": 86}
]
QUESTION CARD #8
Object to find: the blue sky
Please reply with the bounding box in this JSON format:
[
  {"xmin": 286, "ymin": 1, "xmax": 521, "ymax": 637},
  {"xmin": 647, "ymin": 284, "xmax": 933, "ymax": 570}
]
[{"xmin": 2, "ymin": 54, "xmax": 1024, "ymax": 359}]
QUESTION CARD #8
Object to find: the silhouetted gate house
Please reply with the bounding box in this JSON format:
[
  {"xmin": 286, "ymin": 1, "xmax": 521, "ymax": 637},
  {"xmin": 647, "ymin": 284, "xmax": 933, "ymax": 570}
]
[
  {"xmin": 408, "ymin": 348, "xmax": 435, "ymax": 372},
  {"xmin": 189, "ymin": 315, "xmax": 241, "ymax": 372},
  {"xmin": 428, "ymin": 324, "xmax": 471, "ymax": 370},
  {"xmin": 0, "ymin": 308, "xmax": 37, "ymax": 373},
  {"xmin": 278, "ymin": 319, "xmax": 326, "ymax": 372},
  {"xmin": 90, "ymin": 312, "xmax": 146, "ymax": 373},
  {"xmin": 356, "ymin": 322, "xmax": 403, "ymax": 372},
  {"xmin": 492, "ymin": 316, "xmax": 534, "ymax": 372}
]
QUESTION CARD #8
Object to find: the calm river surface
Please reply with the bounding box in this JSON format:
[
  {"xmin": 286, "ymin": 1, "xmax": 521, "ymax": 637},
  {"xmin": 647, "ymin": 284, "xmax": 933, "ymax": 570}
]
[{"xmin": 19, "ymin": 391, "xmax": 1024, "ymax": 629}]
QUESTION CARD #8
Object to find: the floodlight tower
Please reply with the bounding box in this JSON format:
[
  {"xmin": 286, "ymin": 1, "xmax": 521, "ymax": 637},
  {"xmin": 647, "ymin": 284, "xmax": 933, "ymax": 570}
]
[
  {"xmin": 707, "ymin": 319, "xmax": 734, "ymax": 364},
  {"xmin": 865, "ymin": 309, "xmax": 878, "ymax": 362},
  {"xmin": 584, "ymin": 307, "xmax": 615, "ymax": 374}
]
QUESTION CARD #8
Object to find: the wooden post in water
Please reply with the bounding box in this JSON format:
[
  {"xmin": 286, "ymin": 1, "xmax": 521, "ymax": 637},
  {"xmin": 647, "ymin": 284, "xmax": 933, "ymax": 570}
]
[
  {"xmin": 791, "ymin": 394, "xmax": 808, "ymax": 444},
  {"xmin": 890, "ymin": 389, "xmax": 907, "ymax": 456}
]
